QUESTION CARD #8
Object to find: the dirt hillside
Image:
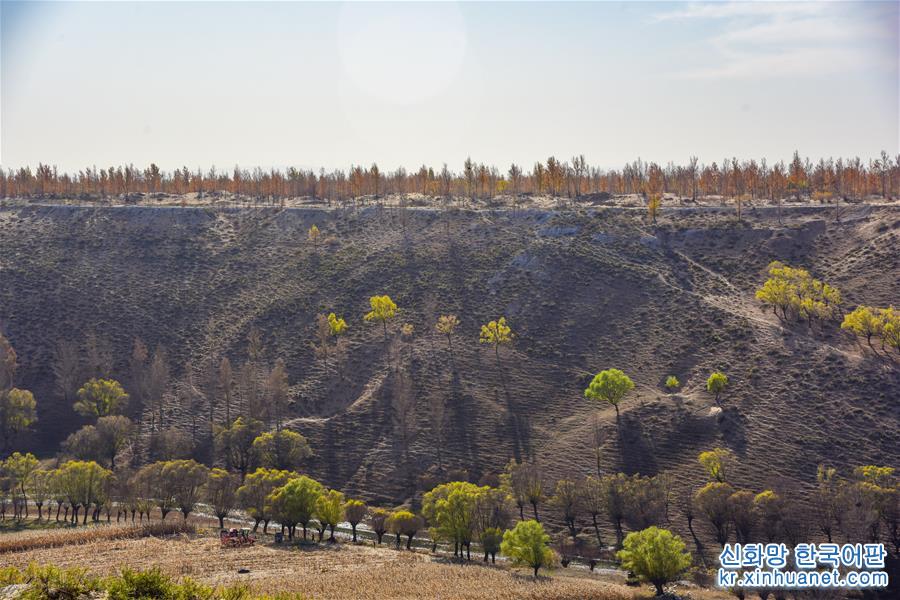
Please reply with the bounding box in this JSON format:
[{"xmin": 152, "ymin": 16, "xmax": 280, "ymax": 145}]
[{"xmin": 1, "ymin": 199, "xmax": 897, "ymax": 509}]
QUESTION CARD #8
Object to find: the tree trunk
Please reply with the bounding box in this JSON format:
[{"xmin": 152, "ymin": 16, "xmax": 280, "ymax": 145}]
[
  {"xmin": 567, "ymin": 519, "xmax": 577, "ymax": 542},
  {"xmin": 686, "ymin": 516, "xmax": 706, "ymax": 568},
  {"xmin": 591, "ymin": 514, "xmax": 604, "ymax": 547}
]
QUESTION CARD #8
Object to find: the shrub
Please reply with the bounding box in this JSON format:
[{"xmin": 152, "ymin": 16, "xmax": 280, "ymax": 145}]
[
  {"xmin": 105, "ymin": 567, "xmax": 176, "ymax": 600},
  {"xmin": 0, "ymin": 566, "xmax": 25, "ymax": 585},
  {"xmin": 21, "ymin": 564, "xmax": 99, "ymax": 600},
  {"xmin": 0, "ymin": 565, "xmax": 309, "ymax": 600}
]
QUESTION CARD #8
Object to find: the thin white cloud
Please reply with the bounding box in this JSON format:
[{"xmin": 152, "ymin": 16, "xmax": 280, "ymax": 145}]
[
  {"xmin": 658, "ymin": 1, "xmax": 891, "ymax": 80},
  {"xmin": 713, "ymin": 15, "xmax": 871, "ymax": 46},
  {"xmin": 654, "ymin": 1, "xmax": 824, "ymax": 22}
]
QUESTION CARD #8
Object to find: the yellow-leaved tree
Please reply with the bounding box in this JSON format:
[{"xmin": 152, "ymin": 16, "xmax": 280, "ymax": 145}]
[
  {"xmin": 698, "ymin": 447, "xmax": 735, "ymax": 483},
  {"xmin": 365, "ymin": 295, "xmax": 398, "ymax": 340},
  {"xmin": 647, "ymin": 194, "xmax": 661, "ymax": 224},
  {"xmin": 841, "ymin": 305, "xmax": 880, "ymax": 345},
  {"xmin": 328, "ymin": 312, "xmax": 347, "ymax": 337},
  {"xmin": 755, "ymin": 261, "xmax": 841, "ymax": 325},
  {"xmin": 881, "ymin": 306, "xmax": 900, "ymax": 354},
  {"xmin": 315, "ymin": 312, "xmax": 348, "ymax": 368},
  {"xmin": 436, "ymin": 314, "xmax": 459, "ymax": 350},
  {"xmin": 307, "ymin": 224, "xmax": 320, "ymax": 248},
  {"xmin": 479, "ymin": 317, "xmax": 513, "ymax": 368},
  {"xmin": 74, "ymin": 378, "xmax": 129, "ymax": 419},
  {"xmin": 706, "ymin": 371, "xmax": 728, "ymax": 405}
]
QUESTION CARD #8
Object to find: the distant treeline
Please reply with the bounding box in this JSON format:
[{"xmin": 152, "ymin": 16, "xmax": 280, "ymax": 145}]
[{"xmin": 2, "ymin": 151, "xmax": 897, "ymax": 202}]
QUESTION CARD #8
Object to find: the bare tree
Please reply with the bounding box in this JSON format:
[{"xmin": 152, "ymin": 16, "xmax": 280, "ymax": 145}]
[
  {"xmin": 84, "ymin": 333, "xmax": 114, "ymax": 379},
  {"xmin": 146, "ymin": 346, "xmax": 170, "ymax": 431},
  {"xmin": 392, "ymin": 373, "xmax": 417, "ymax": 487},
  {"xmin": 179, "ymin": 361, "xmax": 206, "ymax": 445},
  {"xmin": 428, "ymin": 393, "xmax": 447, "ymax": 472},
  {"xmin": 571, "ymin": 155, "xmax": 586, "ymax": 197},
  {"xmin": 688, "ymin": 155, "xmax": 699, "ymax": 202},
  {"xmin": 53, "ymin": 340, "xmax": 82, "ymax": 406},
  {"xmin": 266, "ymin": 358, "xmax": 290, "ymax": 430},
  {"xmin": 218, "ymin": 357, "xmax": 234, "ymax": 425}
]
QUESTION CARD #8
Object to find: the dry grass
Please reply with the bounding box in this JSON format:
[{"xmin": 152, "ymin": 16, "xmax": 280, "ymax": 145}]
[
  {"xmin": 0, "ymin": 521, "xmax": 193, "ymax": 554},
  {"xmin": 0, "ymin": 527, "xmax": 672, "ymax": 600}
]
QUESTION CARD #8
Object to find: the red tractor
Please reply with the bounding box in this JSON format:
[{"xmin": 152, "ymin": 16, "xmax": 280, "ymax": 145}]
[{"xmin": 220, "ymin": 527, "xmax": 256, "ymax": 548}]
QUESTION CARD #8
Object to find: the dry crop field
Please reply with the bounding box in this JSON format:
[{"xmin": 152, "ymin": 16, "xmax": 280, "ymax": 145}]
[{"xmin": 0, "ymin": 522, "xmax": 721, "ymax": 600}]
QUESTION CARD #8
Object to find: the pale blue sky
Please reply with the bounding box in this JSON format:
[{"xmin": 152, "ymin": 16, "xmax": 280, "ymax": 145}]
[{"xmin": 2, "ymin": 1, "xmax": 898, "ymax": 173}]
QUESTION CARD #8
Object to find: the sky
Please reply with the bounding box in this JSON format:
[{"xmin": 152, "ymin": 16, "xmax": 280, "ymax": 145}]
[{"xmin": 1, "ymin": 1, "xmax": 898, "ymax": 173}]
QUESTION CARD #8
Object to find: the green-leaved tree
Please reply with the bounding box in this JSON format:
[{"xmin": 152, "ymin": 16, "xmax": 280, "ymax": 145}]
[
  {"xmin": 584, "ymin": 368, "xmax": 634, "ymax": 422},
  {"xmin": 500, "ymin": 519, "xmax": 556, "ymax": 578},
  {"xmin": 617, "ymin": 526, "xmax": 692, "ymax": 596},
  {"xmin": 74, "ymin": 378, "xmax": 129, "ymax": 419}
]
